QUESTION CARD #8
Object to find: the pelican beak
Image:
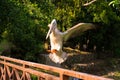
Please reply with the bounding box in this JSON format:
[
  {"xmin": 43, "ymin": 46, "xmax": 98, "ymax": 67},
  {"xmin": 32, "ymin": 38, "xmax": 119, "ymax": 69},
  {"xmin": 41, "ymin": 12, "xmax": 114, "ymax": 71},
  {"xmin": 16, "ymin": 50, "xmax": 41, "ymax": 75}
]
[
  {"xmin": 46, "ymin": 19, "xmax": 57, "ymax": 39},
  {"xmin": 46, "ymin": 24, "xmax": 53, "ymax": 39}
]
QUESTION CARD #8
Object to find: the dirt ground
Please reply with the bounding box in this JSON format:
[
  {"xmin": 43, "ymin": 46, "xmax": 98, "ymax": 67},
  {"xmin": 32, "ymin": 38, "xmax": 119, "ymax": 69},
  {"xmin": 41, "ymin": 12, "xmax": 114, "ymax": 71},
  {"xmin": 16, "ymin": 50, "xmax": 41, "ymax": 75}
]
[{"xmin": 62, "ymin": 48, "xmax": 120, "ymax": 80}]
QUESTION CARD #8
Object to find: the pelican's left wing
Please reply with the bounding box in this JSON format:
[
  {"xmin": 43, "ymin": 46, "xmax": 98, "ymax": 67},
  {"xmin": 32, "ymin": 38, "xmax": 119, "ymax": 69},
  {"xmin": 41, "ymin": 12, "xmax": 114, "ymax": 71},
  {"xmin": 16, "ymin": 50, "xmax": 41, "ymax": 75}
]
[{"xmin": 63, "ymin": 23, "xmax": 95, "ymax": 41}]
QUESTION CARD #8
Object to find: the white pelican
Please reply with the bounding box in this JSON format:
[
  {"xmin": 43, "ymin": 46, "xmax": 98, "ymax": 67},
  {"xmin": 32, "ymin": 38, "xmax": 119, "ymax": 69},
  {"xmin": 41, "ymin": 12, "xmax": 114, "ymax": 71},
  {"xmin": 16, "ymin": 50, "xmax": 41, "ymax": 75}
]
[{"xmin": 46, "ymin": 19, "xmax": 95, "ymax": 64}]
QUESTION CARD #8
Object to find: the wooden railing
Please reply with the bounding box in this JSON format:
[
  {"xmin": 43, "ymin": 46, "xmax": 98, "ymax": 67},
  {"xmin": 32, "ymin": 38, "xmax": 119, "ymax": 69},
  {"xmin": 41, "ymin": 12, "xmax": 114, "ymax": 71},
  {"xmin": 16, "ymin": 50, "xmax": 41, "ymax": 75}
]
[{"xmin": 0, "ymin": 56, "xmax": 113, "ymax": 80}]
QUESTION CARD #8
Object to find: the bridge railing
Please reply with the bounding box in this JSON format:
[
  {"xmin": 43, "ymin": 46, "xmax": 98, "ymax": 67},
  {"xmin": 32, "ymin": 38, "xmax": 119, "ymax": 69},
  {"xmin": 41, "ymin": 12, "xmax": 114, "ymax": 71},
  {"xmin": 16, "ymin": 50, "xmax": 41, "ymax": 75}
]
[{"xmin": 0, "ymin": 56, "xmax": 113, "ymax": 80}]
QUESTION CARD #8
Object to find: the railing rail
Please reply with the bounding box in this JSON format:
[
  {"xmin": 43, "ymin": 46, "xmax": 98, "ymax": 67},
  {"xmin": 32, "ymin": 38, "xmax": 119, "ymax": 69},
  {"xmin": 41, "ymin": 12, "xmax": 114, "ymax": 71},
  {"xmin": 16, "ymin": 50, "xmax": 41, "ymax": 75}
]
[{"xmin": 0, "ymin": 56, "xmax": 113, "ymax": 80}]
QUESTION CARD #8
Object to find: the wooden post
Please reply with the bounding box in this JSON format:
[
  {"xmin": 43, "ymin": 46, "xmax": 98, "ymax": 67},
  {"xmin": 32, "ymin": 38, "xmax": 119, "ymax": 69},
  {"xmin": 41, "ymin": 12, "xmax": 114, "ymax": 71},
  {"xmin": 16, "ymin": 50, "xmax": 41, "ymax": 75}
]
[
  {"xmin": 3, "ymin": 59, "xmax": 6, "ymax": 80},
  {"xmin": 60, "ymin": 73, "xmax": 69, "ymax": 80}
]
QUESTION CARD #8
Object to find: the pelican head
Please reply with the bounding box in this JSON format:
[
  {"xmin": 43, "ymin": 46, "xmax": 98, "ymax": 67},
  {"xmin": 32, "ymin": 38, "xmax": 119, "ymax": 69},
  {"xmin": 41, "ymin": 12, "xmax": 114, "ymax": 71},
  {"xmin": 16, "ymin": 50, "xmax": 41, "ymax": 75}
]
[{"xmin": 46, "ymin": 19, "xmax": 57, "ymax": 39}]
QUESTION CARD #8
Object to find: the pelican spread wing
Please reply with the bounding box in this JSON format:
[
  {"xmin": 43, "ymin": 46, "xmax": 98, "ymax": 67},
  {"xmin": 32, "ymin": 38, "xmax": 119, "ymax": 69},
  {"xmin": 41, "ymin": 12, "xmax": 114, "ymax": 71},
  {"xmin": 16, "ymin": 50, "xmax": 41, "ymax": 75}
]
[{"xmin": 63, "ymin": 23, "xmax": 95, "ymax": 41}]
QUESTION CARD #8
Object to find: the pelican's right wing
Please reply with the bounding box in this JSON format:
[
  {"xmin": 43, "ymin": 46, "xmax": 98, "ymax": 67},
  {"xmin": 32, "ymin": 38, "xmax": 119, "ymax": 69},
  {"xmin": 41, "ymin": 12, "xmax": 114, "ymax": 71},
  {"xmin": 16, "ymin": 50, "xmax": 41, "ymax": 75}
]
[{"xmin": 63, "ymin": 23, "xmax": 95, "ymax": 41}]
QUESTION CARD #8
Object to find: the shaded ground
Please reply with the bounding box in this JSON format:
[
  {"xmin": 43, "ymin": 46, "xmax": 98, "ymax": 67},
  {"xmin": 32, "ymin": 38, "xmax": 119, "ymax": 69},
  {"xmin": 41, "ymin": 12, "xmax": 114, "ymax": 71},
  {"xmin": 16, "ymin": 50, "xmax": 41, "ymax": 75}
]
[
  {"xmin": 61, "ymin": 47, "xmax": 120, "ymax": 80},
  {"xmin": 41, "ymin": 52, "xmax": 120, "ymax": 80},
  {"xmin": 27, "ymin": 47, "xmax": 120, "ymax": 80}
]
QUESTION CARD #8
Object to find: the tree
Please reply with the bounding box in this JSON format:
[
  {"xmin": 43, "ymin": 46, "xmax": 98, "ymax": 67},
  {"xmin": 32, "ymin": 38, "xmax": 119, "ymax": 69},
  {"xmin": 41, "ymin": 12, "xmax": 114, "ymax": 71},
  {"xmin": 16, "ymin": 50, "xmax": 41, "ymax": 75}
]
[{"xmin": 0, "ymin": 0, "xmax": 120, "ymax": 61}]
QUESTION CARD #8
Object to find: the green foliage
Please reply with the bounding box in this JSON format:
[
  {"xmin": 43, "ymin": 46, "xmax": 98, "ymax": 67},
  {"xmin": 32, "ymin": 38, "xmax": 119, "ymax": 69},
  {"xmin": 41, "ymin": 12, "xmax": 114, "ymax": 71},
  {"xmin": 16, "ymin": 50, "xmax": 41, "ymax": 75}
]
[
  {"xmin": 0, "ymin": 0, "xmax": 120, "ymax": 61},
  {"xmin": 0, "ymin": 0, "xmax": 52, "ymax": 61},
  {"xmin": 52, "ymin": 0, "xmax": 82, "ymax": 31}
]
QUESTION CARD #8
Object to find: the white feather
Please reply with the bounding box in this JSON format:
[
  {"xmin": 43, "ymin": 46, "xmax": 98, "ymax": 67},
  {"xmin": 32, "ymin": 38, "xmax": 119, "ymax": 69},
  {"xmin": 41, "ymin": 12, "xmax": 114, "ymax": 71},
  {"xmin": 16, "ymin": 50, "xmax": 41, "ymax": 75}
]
[{"xmin": 46, "ymin": 19, "xmax": 95, "ymax": 64}]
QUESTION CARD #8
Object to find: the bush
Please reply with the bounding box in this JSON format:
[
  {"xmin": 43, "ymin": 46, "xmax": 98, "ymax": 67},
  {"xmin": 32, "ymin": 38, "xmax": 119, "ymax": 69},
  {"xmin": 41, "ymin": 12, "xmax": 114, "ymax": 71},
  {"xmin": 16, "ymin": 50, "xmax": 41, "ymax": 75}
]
[{"xmin": 0, "ymin": 0, "xmax": 53, "ymax": 61}]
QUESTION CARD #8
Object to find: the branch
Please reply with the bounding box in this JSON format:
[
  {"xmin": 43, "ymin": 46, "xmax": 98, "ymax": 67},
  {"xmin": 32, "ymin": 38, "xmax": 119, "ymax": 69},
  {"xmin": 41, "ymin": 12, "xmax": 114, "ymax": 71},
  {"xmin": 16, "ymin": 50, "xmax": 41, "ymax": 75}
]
[{"xmin": 83, "ymin": 0, "xmax": 97, "ymax": 6}]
